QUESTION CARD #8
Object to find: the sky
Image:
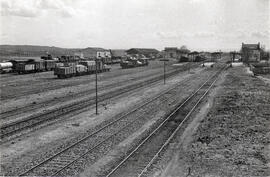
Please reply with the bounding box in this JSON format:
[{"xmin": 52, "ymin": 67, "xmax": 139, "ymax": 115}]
[{"xmin": 0, "ymin": 0, "xmax": 269, "ymax": 51}]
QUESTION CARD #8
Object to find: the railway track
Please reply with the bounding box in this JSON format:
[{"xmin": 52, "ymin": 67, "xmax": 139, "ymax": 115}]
[
  {"xmin": 0, "ymin": 63, "xmax": 199, "ymax": 139},
  {"xmin": 0, "ymin": 60, "xmax": 179, "ymax": 100},
  {"xmin": 0, "ymin": 73, "xmax": 152, "ymax": 120},
  {"xmin": 0, "ymin": 62, "xmax": 196, "ymax": 121},
  {"xmin": 105, "ymin": 65, "xmax": 227, "ymax": 177},
  {"xmin": 12, "ymin": 65, "xmax": 227, "ymax": 177}
]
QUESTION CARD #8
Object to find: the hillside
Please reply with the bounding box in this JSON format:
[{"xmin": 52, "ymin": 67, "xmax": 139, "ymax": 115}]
[{"xmin": 0, "ymin": 45, "xmax": 106, "ymax": 58}]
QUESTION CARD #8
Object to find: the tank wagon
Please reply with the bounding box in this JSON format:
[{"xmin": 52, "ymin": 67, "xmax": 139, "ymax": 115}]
[
  {"xmin": 54, "ymin": 60, "xmax": 110, "ymax": 79},
  {"xmin": 0, "ymin": 62, "xmax": 13, "ymax": 73},
  {"xmin": 120, "ymin": 58, "xmax": 149, "ymax": 69}
]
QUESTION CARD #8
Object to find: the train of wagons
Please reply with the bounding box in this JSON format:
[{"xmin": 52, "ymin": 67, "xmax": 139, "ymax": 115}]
[
  {"xmin": 54, "ymin": 58, "xmax": 111, "ymax": 79},
  {"xmin": 0, "ymin": 56, "xmax": 56, "ymax": 74},
  {"xmin": 0, "ymin": 55, "xmax": 111, "ymax": 77},
  {"xmin": 0, "ymin": 55, "xmax": 150, "ymax": 78}
]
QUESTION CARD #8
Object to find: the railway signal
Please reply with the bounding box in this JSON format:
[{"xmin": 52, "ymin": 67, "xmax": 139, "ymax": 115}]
[{"xmin": 160, "ymin": 59, "xmax": 169, "ymax": 84}]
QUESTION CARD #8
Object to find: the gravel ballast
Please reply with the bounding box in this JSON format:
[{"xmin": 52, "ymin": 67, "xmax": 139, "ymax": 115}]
[{"xmin": 156, "ymin": 65, "xmax": 270, "ymax": 177}]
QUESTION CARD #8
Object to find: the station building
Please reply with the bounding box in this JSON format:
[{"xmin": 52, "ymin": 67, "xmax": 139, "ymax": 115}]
[
  {"xmin": 241, "ymin": 43, "xmax": 261, "ymax": 63},
  {"xmin": 164, "ymin": 47, "xmax": 189, "ymax": 59}
]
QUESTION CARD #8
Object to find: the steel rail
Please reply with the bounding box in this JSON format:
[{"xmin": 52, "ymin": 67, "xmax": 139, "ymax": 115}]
[
  {"xmin": 51, "ymin": 68, "xmax": 222, "ymax": 176},
  {"xmin": 0, "ymin": 63, "xmax": 189, "ymax": 120},
  {"xmin": 105, "ymin": 66, "xmax": 226, "ymax": 177},
  {"xmin": 17, "ymin": 66, "xmax": 209, "ymax": 176},
  {"xmin": 137, "ymin": 68, "xmax": 223, "ymax": 177},
  {"xmin": 1, "ymin": 65, "xmax": 195, "ymax": 139}
]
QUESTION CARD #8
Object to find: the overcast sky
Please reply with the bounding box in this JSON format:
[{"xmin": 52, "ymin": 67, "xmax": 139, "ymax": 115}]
[{"xmin": 0, "ymin": 0, "xmax": 269, "ymax": 51}]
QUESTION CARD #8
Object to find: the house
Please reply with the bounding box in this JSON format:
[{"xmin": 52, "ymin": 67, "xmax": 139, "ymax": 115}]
[
  {"xmin": 211, "ymin": 52, "xmax": 222, "ymax": 62},
  {"xmin": 188, "ymin": 51, "xmax": 199, "ymax": 62},
  {"xmin": 126, "ymin": 48, "xmax": 159, "ymax": 58},
  {"xmin": 97, "ymin": 50, "xmax": 111, "ymax": 58},
  {"xmin": 164, "ymin": 47, "xmax": 190, "ymax": 60},
  {"xmin": 164, "ymin": 47, "xmax": 178, "ymax": 58},
  {"xmin": 241, "ymin": 43, "xmax": 261, "ymax": 63}
]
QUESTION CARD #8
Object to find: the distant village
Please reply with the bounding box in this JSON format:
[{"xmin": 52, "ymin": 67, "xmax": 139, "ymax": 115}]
[{"xmin": 0, "ymin": 42, "xmax": 269, "ymax": 65}]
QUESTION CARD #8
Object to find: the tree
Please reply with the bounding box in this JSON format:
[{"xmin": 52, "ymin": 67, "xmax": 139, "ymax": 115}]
[{"xmin": 179, "ymin": 45, "xmax": 190, "ymax": 54}]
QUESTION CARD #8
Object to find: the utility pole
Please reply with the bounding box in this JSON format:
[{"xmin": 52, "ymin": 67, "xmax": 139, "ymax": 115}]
[
  {"xmin": 163, "ymin": 60, "xmax": 166, "ymax": 84},
  {"xmin": 95, "ymin": 54, "xmax": 100, "ymax": 115},
  {"xmin": 160, "ymin": 58, "xmax": 169, "ymax": 84}
]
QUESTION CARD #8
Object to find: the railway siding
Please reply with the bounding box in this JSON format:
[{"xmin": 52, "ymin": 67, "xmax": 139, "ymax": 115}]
[
  {"xmin": 100, "ymin": 66, "xmax": 226, "ymax": 177},
  {"xmin": 1, "ymin": 65, "xmax": 221, "ymax": 176},
  {"xmin": 0, "ymin": 65, "xmax": 203, "ymax": 140}
]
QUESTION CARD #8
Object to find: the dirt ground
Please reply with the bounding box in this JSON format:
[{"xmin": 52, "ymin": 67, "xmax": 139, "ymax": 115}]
[
  {"xmin": 158, "ymin": 65, "xmax": 270, "ymax": 176},
  {"xmin": 257, "ymin": 74, "xmax": 270, "ymax": 85},
  {"xmin": 0, "ymin": 60, "xmax": 185, "ymax": 125}
]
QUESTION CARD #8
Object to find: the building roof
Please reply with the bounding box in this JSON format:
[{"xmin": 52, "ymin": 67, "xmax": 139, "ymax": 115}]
[
  {"xmin": 79, "ymin": 47, "xmax": 107, "ymax": 58},
  {"xmin": 242, "ymin": 43, "xmax": 260, "ymax": 50},
  {"xmin": 126, "ymin": 48, "xmax": 159, "ymax": 54},
  {"xmin": 211, "ymin": 52, "xmax": 222, "ymax": 55},
  {"xmin": 188, "ymin": 51, "xmax": 199, "ymax": 55},
  {"xmin": 164, "ymin": 47, "xmax": 178, "ymax": 51}
]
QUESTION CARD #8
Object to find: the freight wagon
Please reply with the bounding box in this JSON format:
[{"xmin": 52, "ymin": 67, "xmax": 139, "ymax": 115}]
[
  {"xmin": 34, "ymin": 60, "xmax": 46, "ymax": 71},
  {"xmin": 120, "ymin": 58, "xmax": 149, "ymax": 69},
  {"xmin": 250, "ymin": 62, "xmax": 270, "ymax": 75},
  {"xmin": 54, "ymin": 65, "xmax": 76, "ymax": 78},
  {"xmin": 101, "ymin": 57, "xmax": 112, "ymax": 65},
  {"xmin": 59, "ymin": 55, "xmax": 80, "ymax": 64},
  {"xmin": 12, "ymin": 59, "xmax": 56, "ymax": 74},
  {"xmin": 45, "ymin": 60, "xmax": 56, "ymax": 71},
  {"xmin": 101, "ymin": 57, "xmax": 121, "ymax": 64},
  {"xmin": 194, "ymin": 56, "xmax": 206, "ymax": 62},
  {"xmin": 54, "ymin": 60, "xmax": 110, "ymax": 78},
  {"xmin": 16, "ymin": 63, "xmax": 35, "ymax": 74}
]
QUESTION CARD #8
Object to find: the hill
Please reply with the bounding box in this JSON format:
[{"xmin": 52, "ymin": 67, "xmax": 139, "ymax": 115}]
[{"xmin": 0, "ymin": 45, "xmax": 106, "ymax": 58}]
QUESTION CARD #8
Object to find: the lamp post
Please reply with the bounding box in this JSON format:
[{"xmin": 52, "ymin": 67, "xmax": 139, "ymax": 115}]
[{"xmin": 160, "ymin": 58, "xmax": 169, "ymax": 84}]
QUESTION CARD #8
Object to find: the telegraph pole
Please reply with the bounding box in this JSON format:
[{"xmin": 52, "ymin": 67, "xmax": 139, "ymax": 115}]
[
  {"xmin": 95, "ymin": 54, "xmax": 100, "ymax": 115},
  {"xmin": 163, "ymin": 61, "xmax": 166, "ymax": 84},
  {"xmin": 160, "ymin": 58, "xmax": 169, "ymax": 84}
]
